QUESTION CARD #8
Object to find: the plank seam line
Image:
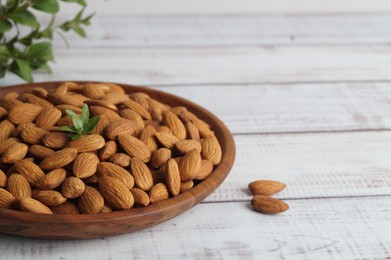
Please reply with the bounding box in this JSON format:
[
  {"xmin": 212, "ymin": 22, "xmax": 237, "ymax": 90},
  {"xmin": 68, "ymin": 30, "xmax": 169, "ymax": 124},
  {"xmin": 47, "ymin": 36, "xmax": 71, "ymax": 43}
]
[{"xmin": 232, "ymin": 128, "xmax": 391, "ymax": 136}]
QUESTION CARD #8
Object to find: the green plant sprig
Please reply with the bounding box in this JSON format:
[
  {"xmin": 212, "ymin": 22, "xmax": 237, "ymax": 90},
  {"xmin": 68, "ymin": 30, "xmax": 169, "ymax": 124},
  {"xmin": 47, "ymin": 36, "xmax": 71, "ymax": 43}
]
[
  {"xmin": 0, "ymin": 0, "xmax": 94, "ymax": 82},
  {"xmin": 60, "ymin": 104, "xmax": 100, "ymax": 140}
]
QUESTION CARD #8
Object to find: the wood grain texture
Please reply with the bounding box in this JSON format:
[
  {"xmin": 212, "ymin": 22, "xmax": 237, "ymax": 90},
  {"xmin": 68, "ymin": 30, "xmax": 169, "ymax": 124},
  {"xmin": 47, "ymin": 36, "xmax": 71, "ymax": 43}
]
[
  {"xmin": 205, "ymin": 131, "xmax": 391, "ymax": 202},
  {"xmin": 3, "ymin": 45, "xmax": 391, "ymax": 86},
  {"xmin": 0, "ymin": 82, "xmax": 235, "ymax": 239},
  {"xmin": 53, "ymin": 14, "xmax": 391, "ymax": 48},
  {"xmin": 0, "ymin": 197, "xmax": 390, "ymax": 259}
]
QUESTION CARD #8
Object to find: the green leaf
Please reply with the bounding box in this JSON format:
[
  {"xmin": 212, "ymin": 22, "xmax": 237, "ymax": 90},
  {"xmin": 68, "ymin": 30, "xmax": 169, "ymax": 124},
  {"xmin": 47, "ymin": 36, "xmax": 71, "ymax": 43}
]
[
  {"xmin": 80, "ymin": 13, "xmax": 94, "ymax": 25},
  {"xmin": 33, "ymin": 0, "xmax": 60, "ymax": 14},
  {"xmin": 0, "ymin": 20, "xmax": 12, "ymax": 33},
  {"xmin": 70, "ymin": 134, "xmax": 81, "ymax": 140},
  {"xmin": 84, "ymin": 116, "xmax": 100, "ymax": 134},
  {"xmin": 70, "ymin": 115, "xmax": 83, "ymax": 130},
  {"xmin": 6, "ymin": 0, "xmax": 20, "ymax": 13},
  {"xmin": 65, "ymin": 108, "xmax": 78, "ymax": 118},
  {"xmin": 25, "ymin": 42, "xmax": 53, "ymax": 68},
  {"xmin": 61, "ymin": 0, "xmax": 86, "ymax": 6},
  {"xmin": 0, "ymin": 45, "xmax": 10, "ymax": 63},
  {"xmin": 10, "ymin": 10, "xmax": 38, "ymax": 28},
  {"xmin": 10, "ymin": 59, "xmax": 33, "ymax": 82},
  {"xmin": 80, "ymin": 104, "xmax": 89, "ymax": 125},
  {"xmin": 70, "ymin": 24, "xmax": 85, "ymax": 37},
  {"xmin": 60, "ymin": 125, "xmax": 77, "ymax": 133}
]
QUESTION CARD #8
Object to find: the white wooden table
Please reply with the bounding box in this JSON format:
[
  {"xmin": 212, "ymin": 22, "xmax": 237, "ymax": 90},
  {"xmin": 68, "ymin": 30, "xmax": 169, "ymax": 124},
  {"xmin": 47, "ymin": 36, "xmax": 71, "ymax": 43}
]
[{"xmin": 1, "ymin": 11, "xmax": 391, "ymax": 260}]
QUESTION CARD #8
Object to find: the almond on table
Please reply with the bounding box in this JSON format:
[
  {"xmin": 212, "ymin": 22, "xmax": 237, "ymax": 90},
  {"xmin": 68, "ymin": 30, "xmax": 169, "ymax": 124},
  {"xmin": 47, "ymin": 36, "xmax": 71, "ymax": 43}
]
[{"xmin": 0, "ymin": 82, "xmax": 223, "ymax": 214}]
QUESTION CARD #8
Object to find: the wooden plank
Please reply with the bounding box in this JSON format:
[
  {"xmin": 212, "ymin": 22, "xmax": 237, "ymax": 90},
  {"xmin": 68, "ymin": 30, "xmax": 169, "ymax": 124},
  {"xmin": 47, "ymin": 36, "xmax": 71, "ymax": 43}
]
[
  {"xmin": 53, "ymin": 14, "xmax": 391, "ymax": 48},
  {"xmin": 3, "ymin": 45, "xmax": 391, "ymax": 86},
  {"xmin": 205, "ymin": 131, "xmax": 391, "ymax": 202},
  {"xmin": 0, "ymin": 197, "xmax": 390, "ymax": 259}
]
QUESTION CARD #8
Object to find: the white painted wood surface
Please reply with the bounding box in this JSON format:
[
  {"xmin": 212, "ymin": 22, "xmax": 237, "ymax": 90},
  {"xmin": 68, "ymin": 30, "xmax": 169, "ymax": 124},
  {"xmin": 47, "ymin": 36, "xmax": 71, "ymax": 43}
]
[{"xmin": 1, "ymin": 11, "xmax": 391, "ymax": 260}]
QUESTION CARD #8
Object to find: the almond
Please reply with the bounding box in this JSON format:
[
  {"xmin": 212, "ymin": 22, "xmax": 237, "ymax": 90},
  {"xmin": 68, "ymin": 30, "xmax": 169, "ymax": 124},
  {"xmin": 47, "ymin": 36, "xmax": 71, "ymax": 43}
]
[
  {"xmin": 39, "ymin": 148, "xmax": 78, "ymax": 171},
  {"xmin": 251, "ymin": 195, "xmax": 289, "ymax": 214},
  {"xmin": 122, "ymin": 99, "xmax": 151, "ymax": 120},
  {"xmin": 35, "ymin": 107, "xmax": 62, "ymax": 127},
  {"xmin": 73, "ymin": 153, "xmax": 100, "ymax": 179},
  {"xmin": 0, "ymin": 106, "xmax": 8, "ymax": 120},
  {"xmin": 37, "ymin": 168, "xmax": 67, "ymax": 190},
  {"xmin": 194, "ymin": 160, "xmax": 214, "ymax": 180},
  {"xmin": 77, "ymin": 186, "xmax": 104, "ymax": 214},
  {"xmin": 100, "ymin": 204, "xmax": 113, "ymax": 213},
  {"xmin": 118, "ymin": 134, "xmax": 151, "ymax": 163},
  {"xmin": 8, "ymin": 103, "xmax": 43, "ymax": 125},
  {"xmin": 178, "ymin": 110, "xmax": 198, "ymax": 123},
  {"xmin": 20, "ymin": 126, "xmax": 49, "ymax": 144},
  {"xmin": 42, "ymin": 132, "xmax": 68, "ymax": 149},
  {"xmin": 28, "ymin": 145, "xmax": 55, "ymax": 160},
  {"xmin": 83, "ymin": 174, "xmax": 99, "ymax": 184},
  {"xmin": 248, "ymin": 180, "xmax": 286, "ymax": 196},
  {"xmin": 101, "ymin": 82, "xmax": 125, "ymax": 94},
  {"xmin": 170, "ymin": 106, "xmax": 187, "ymax": 115},
  {"xmin": 105, "ymin": 118, "xmax": 137, "ymax": 140},
  {"xmin": 19, "ymin": 93, "xmax": 53, "ymax": 108},
  {"xmin": 98, "ymin": 176, "xmax": 134, "ymax": 210},
  {"xmin": 119, "ymin": 109, "xmax": 145, "ymax": 135},
  {"xmin": 82, "ymin": 83, "xmax": 106, "ymax": 99},
  {"xmin": 130, "ymin": 93, "xmax": 150, "ymax": 110},
  {"xmin": 151, "ymin": 148, "xmax": 172, "ymax": 168},
  {"xmin": 15, "ymin": 197, "xmax": 53, "ymax": 214},
  {"xmin": 130, "ymin": 188, "xmax": 150, "ymax": 206},
  {"xmin": 102, "ymin": 92, "xmax": 130, "ymax": 105},
  {"xmin": 185, "ymin": 121, "xmax": 200, "ymax": 140},
  {"xmin": 56, "ymin": 104, "xmax": 83, "ymax": 116},
  {"xmin": 0, "ymin": 137, "xmax": 20, "ymax": 155},
  {"xmin": 67, "ymin": 134, "xmax": 105, "ymax": 152},
  {"xmin": 0, "ymin": 188, "xmax": 15, "ymax": 209},
  {"xmin": 109, "ymin": 153, "xmax": 131, "ymax": 167},
  {"xmin": 89, "ymin": 106, "xmax": 120, "ymax": 121},
  {"xmin": 163, "ymin": 111, "xmax": 186, "ymax": 140},
  {"xmin": 50, "ymin": 201, "xmax": 80, "ymax": 214},
  {"xmin": 130, "ymin": 158, "xmax": 154, "ymax": 191},
  {"xmin": 175, "ymin": 139, "xmax": 202, "ymax": 154},
  {"xmin": 61, "ymin": 177, "xmax": 85, "ymax": 199},
  {"xmin": 32, "ymin": 189, "xmax": 67, "ymax": 206},
  {"xmin": 149, "ymin": 183, "xmax": 169, "ymax": 203},
  {"xmin": 0, "ymin": 170, "xmax": 6, "ymax": 187},
  {"xmin": 97, "ymin": 162, "xmax": 134, "ymax": 189},
  {"xmin": 191, "ymin": 118, "xmax": 214, "ymax": 137},
  {"xmin": 2, "ymin": 98, "xmax": 22, "ymax": 111},
  {"xmin": 56, "ymin": 115, "xmax": 73, "ymax": 127},
  {"xmin": 14, "ymin": 160, "xmax": 45, "ymax": 187},
  {"xmin": 165, "ymin": 158, "xmax": 181, "ymax": 196},
  {"xmin": 139, "ymin": 125, "xmax": 158, "ymax": 152},
  {"xmin": 147, "ymin": 99, "xmax": 163, "ymax": 121},
  {"xmin": 179, "ymin": 149, "xmax": 202, "ymax": 181},
  {"xmin": 47, "ymin": 93, "xmax": 84, "ymax": 107},
  {"xmin": 7, "ymin": 174, "xmax": 32, "ymax": 198},
  {"xmin": 84, "ymin": 100, "xmax": 118, "ymax": 111},
  {"xmin": 201, "ymin": 136, "xmax": 222, "ymax": 165},
  {"xmin": 179, "ymin": 180, "xmax": 194, "ymax": 193},
  {"xmin": 99, "ymin": 140, "xmax": 118, "ymax": 161},
  {"xmin": 32, "ymin": 87, "xmax": 49, "ymax": 98},
  {"xmin": 2, "ymin": 142, "xmax": 28, "ymax": 163},
  {"xmin": 155, "ymin": 132, "xmax": 180, "ymax": 149},
  {"xmin": 0, "ymin": 120, "xmax": 15, "ymax": 142},
  {"xmin": 92, "ymin": 114, "xmax": 109, "ymax": 135}
]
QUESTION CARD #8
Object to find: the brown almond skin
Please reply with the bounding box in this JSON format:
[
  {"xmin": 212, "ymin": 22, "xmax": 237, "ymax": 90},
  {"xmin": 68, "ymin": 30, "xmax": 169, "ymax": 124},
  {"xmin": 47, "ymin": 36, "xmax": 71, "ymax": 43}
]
[
  {"xmin": 194, "ymin": 160, "xmax": 214, "ymax": 181},
  {"xmin": 51, "ymin": 201, "xmax": 80, "ymax": 214},
  {"xmin": 201, "ymin": 136, "xmax": 222, "ymax": 165},
  {"xmin": 0, "ymin": 188, "xmax": 15, "ymax": 209},
  {"xmin": 130, "ymin": 158, "xmax": 154, "ymax": 191},
  {"xmin": 179, "ymin": 180, "xmax": 194, "ymax": 193},
  {"xmin": 105, "ymin": 118, "xmax": 137, "ymax": 140},
  {"xmin": 248, "ymin": 180, "xmax": 286, "ymax": 196},
  {"xmin": 61, "ymin": 177, "xmax": 85, "ymax": 199},
  {"xmin": 7, "ymin": 174, "xmax": 32, "ymax": 198},
  {"xmin": 0, "ymin": 119, "xmax": 15, "ymax": 142},
  {"xmin": 67, "ymin": 134, "xmax": 105, "ymax": 152},
  {"xmin": 28, "ymin": 145, "xmax": 55, "ymax": 160},
  {"xmin": 191, "ymin": 118, "xmax": 214, "ymax": 137},
  {"xmin": 100, "ymin": 204, "xmax": 113, "ymax": 213},
  {"xmin": 151, "ymin": 148, "xmax": 172, "ymax": 169},
  {"xmin": 20, "ymin": 126, "xmax": 49, "ymax": 145},
  {"xmin": 179, "ymin": 149, "xmax": 202, "ymax": 182},
  {"xmin": 14, "ymin": 160, "xmax": 45, "ymax": 187},
  {"xmin": 98, "ymin": 176, "xmax": 134, "ymax": 210},
  {"xmin": 118, "ymin": 134, "xmax": 151, "ymax": 163},
  {"xmin": 130, "ymin": 188, "xmax": 150, "ymax": 206},
  {"xmin": 251, "ymin": 195, "xmax": 289, "ymax": 214},
  {"xmin": 0, "ymin": 137, "xmax": 20, "ymax": 156},
  {"xmin": 122, "ymin": 100, "xmax": 151, "ymax": 120},
  {"xmin": 97, "ymin": 162, "xmax": 134, "ymax": 189},
  {"xmin": 185, "ymin": 121, "xmax": 200, "ymax": 141},
  {"xmin": 165, "ymin": 159, "xmax": 181, "ymax": 196},
  {"xmin": 99, "ymin": 140, "xmax": 117, "ymax": 161},
  {"xmin": 163, "ymin": 111, "xmax": 187, "ymax": 140},
  {"xmin": 92, "ymin": 114, "xmax": 109, "ymax": 135},
  {"xmin": 89, "ymin": 106, "xmax": 120, "ymax": 121},
  {"xmin": 35, "ymin": 107, "xmax": 62, "ymax": 127},
  {"xmin": 32, "ymin": 189, "xmax": 67, "ymax": 206},
  {"xmin": 19, "ymin": 93, "xmax": 53, "ymax": 108},
  {"xmin": 119, "ymin": 109, "xmax": 144, "ymax": 135},
  {"xmin": 42, "ymin": 132, "xmax": 69, "ymax": 149},
  {"xmin": 15, "ymin": 197, "xmax": 53, "ymax": 214},
  {"xmin": 2, "ymin": 142, "xmax": 28, "ymax": 163},
  {"xmin": 36, "ymin": 168, "xmax": 67, "ymax": 190},
  {"xmin": 149, "ymin": 183, "xmax": 169, "ymax": 204},
  {"xmin": 175, "ymin": 139, "xmax": 202, "ymax": 154},
  {"xmin": 109, "ymin": 153, "xmax": 131, "ymax": 167},
  {"xmin": 155, "ymin": 132, "xmax": 180, "ymax": 149},
  {"xmin": 77, "ymin": 186, "xmax": 104, "ymax": 214},
  {"xmin": 73, "ymin": 153, "xmax": 100, "ymax": 179},
  {"xmin": 8, "ymin": 103, "xmax": 43, "ymax": 125},
  {"xmin": 39, "ymin": 148, "xmax": 78, "ymax": 171},
  {"xmin": 0, "ymin": 170, "xmax": 6, "ymax": 187}
]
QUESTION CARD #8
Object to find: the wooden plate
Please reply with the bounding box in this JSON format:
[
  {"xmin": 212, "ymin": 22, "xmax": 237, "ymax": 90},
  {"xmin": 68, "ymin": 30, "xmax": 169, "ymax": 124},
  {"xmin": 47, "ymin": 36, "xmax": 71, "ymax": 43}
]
[{"xmin": 0, "ymin": 81, "xmax": 236, "ymax": 239}]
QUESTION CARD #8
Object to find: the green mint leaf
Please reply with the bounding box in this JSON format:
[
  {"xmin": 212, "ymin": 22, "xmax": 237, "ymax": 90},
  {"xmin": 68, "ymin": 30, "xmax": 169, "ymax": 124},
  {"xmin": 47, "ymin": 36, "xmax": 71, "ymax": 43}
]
[
  {"xmin": 84, "ymin": 116, "xmax": 100, "ymax": 134},
  {"xmin": 10, "ymin": 59, "xmax": 33, "ymax": 83},
  {"xmin": 80, "ymin": 104, "xmax": 89, "ymax": 125},
  {"xmin": 33, "ymin": 0, "xmax": 60, "ymax": 14},
  {"xmin": 10, "ymin": 10, "xmax": 38, "ymax": 28},
  {"xmin": 80, "ymin": 13, "xmax": 94, "ymax": 25},
  {"xmin": 70, "ymin": 24, "xmax": 86, "ymax": 37},
  {"xmin": 60, "ymin": 125, "xmax": 77, "ymax": 133},
  {"xmin": 70, "ymin": 115, "xmax": 83, "ymax": 131},
  {"xmin": 70, "ymin": 133, "xmax": 81, "ymax": 140},
  {"xmin": 61, "ymin": 0, "xmax": 86, "ymax": 6},
  {"xmin": 25, "ymin": 42, "xmax": 53, "ymax": 68},
  {"xmin": 0, "ymin": 20, "xmax": 12, "ymax": 33},
  {"xmin": 6, "ymin": 0, "xmax": 20, "ymax": 13},
  {"xmin": 65, "ymin": 108, "xmax": 78, "ymax": 118}
]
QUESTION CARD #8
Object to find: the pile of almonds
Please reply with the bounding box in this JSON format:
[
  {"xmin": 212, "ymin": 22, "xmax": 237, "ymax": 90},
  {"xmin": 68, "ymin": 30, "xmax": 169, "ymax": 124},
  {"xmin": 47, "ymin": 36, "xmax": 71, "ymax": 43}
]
[
  {"xmin": 0, "ymin": 82, "xmax": 222, "ymax": 214},
  {"xmin": 248, "ymin": 180, "xmax": 289, "ymax": 214}
]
